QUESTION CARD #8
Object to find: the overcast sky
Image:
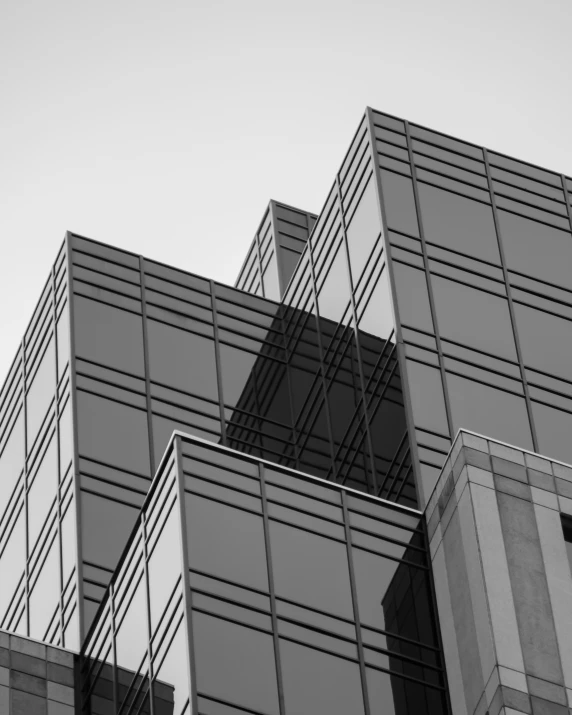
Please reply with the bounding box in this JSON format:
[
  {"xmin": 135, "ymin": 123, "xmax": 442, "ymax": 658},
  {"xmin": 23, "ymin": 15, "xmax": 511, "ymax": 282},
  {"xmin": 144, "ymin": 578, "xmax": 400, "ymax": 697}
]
[{"xmin": 1, "ymin": 0, "xmax": 571, "ymax": 380}]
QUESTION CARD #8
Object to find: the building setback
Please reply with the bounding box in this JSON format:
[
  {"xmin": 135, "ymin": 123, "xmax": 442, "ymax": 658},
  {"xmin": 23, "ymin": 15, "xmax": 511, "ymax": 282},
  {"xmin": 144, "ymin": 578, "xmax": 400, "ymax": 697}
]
[{"xmin": 1, "ymin": 106, "xmax": 572, "ymax": 714}]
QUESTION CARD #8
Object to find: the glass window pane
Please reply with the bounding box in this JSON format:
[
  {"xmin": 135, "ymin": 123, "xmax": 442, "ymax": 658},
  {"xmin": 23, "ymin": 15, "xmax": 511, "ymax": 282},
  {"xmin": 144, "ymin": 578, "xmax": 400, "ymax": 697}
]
[
  {"xmin": 148, "ymin": 321, "xmax": 218, "ymax": 401},
  {"xmin": 58, "ymin": 401, "xmax": 73, "ymax": 477},
  {"xmin": 27, "ymin": 437, "xmax": 58, "ymax": 550},
  {"xmin": 280, "ymin": 639, "xmax": 365, "ymax": 715},
  {"xmin": 116, "ymin": 571, "xmax": 148, "ymax": 674},
  {"xmin": 533, "ymin": 402, "xmax": 572, "ymax": 465},
  {"xmin": 406, "ymin": 361, "xmax": 449, "ymax": 435},
  {"xmin": 317, "ymin": 242, "xmax": 351, "ymax": 325},
  {"xmin": 185, "ymin": 494, "xmax": 268, "ymax": 591},
  {"xmin": 270, "ymin": 521, "xmax": 353, "ymax": 619},
  {"xmin": 0, "ymin": 412, "xmax": 24, "ymax": 519},
  {"xmin": 61, "ymin": 502, "xmax": 77, "ymax": 587},
  {"xmin": 279, "ymin": 247, "xmax": 302, "ymax": 291},
  {"xmin": 154, "ymin": 618, "xmax": 189, "ymax": 715},
  {"xmin": 514, "ymin": 303, "xmax": 572, "ymax": 381},
  {"xmin": 193, "ymin": 611, "xmax": 279, "ymax": 715},
  {"xmin": 381, "ymin": 170, "xmax": 420, "ymax": 238},
  {"xmin": 447, "ymin": 373, "xmax": 533, "ymax": 449},
  {"xmin": 367, "ymin": 667, "xmax": 446, "ymax": 715},
  {"xmin": 148, "ymin": 507, "xmax": 180, "ymax": 633},
  {"xmin": 356, "ymin": 268, "xmax": 395, "ymax": 340},
  {"xmin": 346, "ymin": 177, "xmax": 381, "ymax": 285},
  {"xmin": 81, "ymin": 492, "xmax": 140, "ymax": 572},
  {"xmin": 418, "ymin": 183, "xmax": 500, "ymax": 263},
  {"xmin": 0, "ymin": 510, "xmax": 25, "ymax": 622},
  {"xmin": 29, "ymin": 536, "xmax": 60, "ymax": 640},
  {"xmin": 56, "ymin": 305, "xmax": 70, "ymax": 379},
  {"xmin": 499, "ymin": 210, "xmax": 572, "ymax": 287},
  {"xmin": 27, "ymin": 337, "xmax": 56, "ymax": 449},
  {"xmin": 393, "ymin": 264, "xmax": 433, "ymax": 333},
  {"xmin": 219, "ymin": 344, "xmax": 258, "ymax": 407},
  {"xmin": 77, "ymin": 391, "xmax": 150, "ymax": 476},
  {"xmin": 431, "ymin": 275, "xmax": 516, "ymax": 360},
  {"xmin": 74, "ymin": 296, "xmax": 145, "ymax": 375},
  {"xmin": 262, "ymin": 254, "xmax": 281, "ymax": 302}
]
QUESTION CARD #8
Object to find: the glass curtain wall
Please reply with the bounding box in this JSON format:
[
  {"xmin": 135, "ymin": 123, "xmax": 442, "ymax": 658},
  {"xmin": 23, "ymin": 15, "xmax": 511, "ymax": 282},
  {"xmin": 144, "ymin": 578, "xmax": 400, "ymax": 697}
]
[{"xmin": 81, "ymin": 433, "xmax": 449, "ymax": 715}]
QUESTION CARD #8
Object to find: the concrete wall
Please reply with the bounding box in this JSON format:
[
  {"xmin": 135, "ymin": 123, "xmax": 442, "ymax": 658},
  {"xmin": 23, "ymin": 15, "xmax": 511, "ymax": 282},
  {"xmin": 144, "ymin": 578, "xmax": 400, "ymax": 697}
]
[
  {"xmin": 427, "ymin": 430, "xmax": 572, "ymax": 715},
  {"xmin": 0, "ymin": 630, "xmax": 76, "ymax": 714}
]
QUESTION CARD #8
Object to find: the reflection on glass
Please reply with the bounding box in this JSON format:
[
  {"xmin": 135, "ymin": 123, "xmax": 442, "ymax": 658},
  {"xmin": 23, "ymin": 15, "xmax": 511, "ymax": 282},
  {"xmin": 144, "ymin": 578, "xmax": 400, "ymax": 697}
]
[
  {"xmin": 406, "ymin": 361, "xmax": 449, "ymax": 436},
  {"xmin": 29, "ymin": 535, "xmax": 59, "ymax": 640},
  {"xmin": 74, "ymin": 296, "xmax": 145, "ymax": 375},
  {"xmin": 0, "ymin": 509, "xmax": 25, "ymax": 624},
  {"xmin": 193, "ymin": 611, "xmax": 280, "ymax": 715},
  {"xmin": 346, "ymin": 177, "xmax": 381, "ymax": 286},
  {"xmin": 148, "ymin": 507, "xmax": 180, "ymax": 633},
  {"xmin": 115, "ymin": 570, "xmax": 148, "ymax": 674},
  {"xmin": 499, "ymin": 210, "xmax": 572, "ymax": 287},
  {"xmin": 418, "ymin": 183, "xmax": 500, "ymax": 263},
  {"xmin": 153, "ymin": 617, "xmax": 186, "ymax": 715},
  {"xmin": 26, "ymin": 337, "xmax": 56, "ymax": 450},
  {"xmin": 270, "ymin": 520, "xmax": 353, "ymax": 619},
  {"xmin": 317, "ymin": 241, "xmax": 351, "ymax": 325},
  {"xmin": 0, "ymin": 411, "xmax": 24, "ymax": 519},
  {"xmin": 393, "ymin": 264, "xmax": 433, "ymax": 333},
  {"xmin": 61, "ymin": 503, "xmax": 77, "ymax": 588},
  {"xmin": 381, "ymin": 170, "xmax": 420, "ymax": 238},
  {"xmin": 185, "ymin": 494, "xmax": 268, "ymax": 591},
  {"xmin": 280, "ymin": 639, "xmax": 365, "ymax": 715},
  {"xmin": 56, "ymin": 305, "xmax": 70, "ymax": 379},
  {"xmin": 27, "ymin": 438, "xmax": 58, "ymax": 550},
  {"xmin": 58, "ymin": 401, "xmax": 73, "ymax": 477},
  {"xmin": 367, "ymin": 667, "xmax": 446, "ymax": 715},
  {"xmin": 447, "ymin": 373, "xmax": 533, "ymax": 450},
  {"xmin": 263, "ymin": 253, "xmax": 281, "ymax": 302},
  {"xmin": 431, "ymin": 275, "xmax": 516, "ymax": 360},
  {"xmin": 356, "ymin": 267, "xmax": 395, "ymax": 340}
]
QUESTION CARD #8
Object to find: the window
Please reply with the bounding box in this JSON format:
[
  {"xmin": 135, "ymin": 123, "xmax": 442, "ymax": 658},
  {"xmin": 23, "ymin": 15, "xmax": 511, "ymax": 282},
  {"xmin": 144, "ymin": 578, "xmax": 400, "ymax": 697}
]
[
  {"xmin": 562, "ymin": 516, "xmax": 572, "ymax": 577},
  {"xmin": 406, "ymin": 361, "xmax": 449, "ymax": 436},
  {"xmin": 393, "ymin": 264, "xmax": 433, "ymax": 333},
  {"xmin": 431, "ymin": 275, "xmax": 516, "ymax": 360},
  {"xmin": 381, "ymin": 170, "xmax": 420, "ymax": 238},
  {"xmin": 514, "ymin": 303, "xmax": 572, "ymax": 381},
  {"xmin": 27, "ymin": 438, "xmax": 58, "ymax": 550},
  {"xmin": 356, "ymin": 268, "xmax": 395, "ymax": 340},
  {"xmin": 74, "ymin": 296, "xmax": 145, "ymax": 375},
  {"xmin": 498, "ymin": 210, "xmax": 572, "ymax": 287},
  {"xmin": 532, "ymin": 402, "xmax": 572, "ymax": 465},
  {"xmin": 447, "ymin": 373, "xmax": 533, "ymax": 450},
  {"xmin": 148, "ymin": 321, "xmax": 218, "ymax": 401},
  {"xmin": 270, "ymin": 521, "xmax": 353, "ymax": 619},
  {"xmin": 26, "ymin": 338, "xmax": 56, "ymax": 450},
  {"xmin": 0, "ymin": 412, "xmax": 24, "ymax": 519},
  {"xmin": 185, "ymin": 494, "xmax": 268, "ymax": 591},
  {"xmin": 77, "ymin": 391, "xmax": 150, "ymax": 476},
  {"xmin": 418, "ymin": 183, "xmax": 500, "ymax": 263},
  {"xmin": 147, "ymin": 508, "xmax": 180, "ymax": 633},
  {"xmin": 280, "ymin": 639, "xmax": 365, "ymax": 715},
  {"xmin": 115, "ymin": 571, "xmax": 148, "ymax": 674},
  {"xmin": 346, "ymin": 177, "xmax": 381, "ymax": 286},
  {"xmin": 29, "ymin": 536, "xmax": 60, "ymax": 640},
  {"xmin": 193, "ymin": 611, "xmax": 280, "ymax": 714},
  {"xmin": 0, "ymin": 510, "xmax": 25, "ymax": 623},
  {"xmin": 317, "ymin": 242, "xmax": 352, "ymax": 325}
]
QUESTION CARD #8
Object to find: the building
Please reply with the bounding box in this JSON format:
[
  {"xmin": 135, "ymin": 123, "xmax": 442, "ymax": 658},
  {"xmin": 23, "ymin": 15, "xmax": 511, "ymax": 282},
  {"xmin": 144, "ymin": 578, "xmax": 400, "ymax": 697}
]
[{"xmin": 1, "ymin": 106, "xmax": 572, "ymax": 714}]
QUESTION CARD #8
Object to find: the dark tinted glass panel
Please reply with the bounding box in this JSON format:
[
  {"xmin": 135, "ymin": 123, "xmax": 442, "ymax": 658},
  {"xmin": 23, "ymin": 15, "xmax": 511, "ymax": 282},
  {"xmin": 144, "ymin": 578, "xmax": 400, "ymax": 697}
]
[
  {"xmin": 431, "ymin": 276, "xmax": 516, "ymax": 360},
  {"xmin": 153, "ymin": 414, "xmax": 218, "ymax": 465},
  {"xmin": 353, "ymin": 547, "xmax": 400, "ymax": 630},
  {"xmin": 270, "ymin": 520, "xmax": 353, "ymax": 618},
  {"xmin": 74, "ymin": 297, "xmax": 145, "ymax": 375},
  {"xmin": 499, "ymin": 210, "xmax": 572, "ymax": 287},
  {"xmin": 81, "ymin": 492, "xmax": 140, "ymax": 571},
  {"xmin": 185, "ymin": 493, "xmax": 268, "ymax": 591},
  {"xmin": 418, "ymin": 183, "xmax": 500, "ymax": 263},
  {"xmin": 346, "ymin": 177, "xmax": 381, "ymax": 285},
  {"xmin": 26, "ymin": 338, "xmax": 56, "ymax": 448},
  {"xmin": 280, "ymin": 639, "xmax": 365, "ymax": 715},
  {"xmin": 562, "ymin": 517, "xmax": 572, "ymax": 577},
  {"xmin": 0, "ymin": 413, "xmax": 24, "ymax": 518},
  {"xmin": 77, "ymin": 391, "xmax": 150, "ymax": 476},
  {"xmin": 367, "ymin": 667, "xmax": 446, "ymax": 715},
  {"xmin": 193, "ymin": 611, "xmax": 279, "ymax": 714},
  {"xmin": 393, "ymin": 264, "xmax": 433, "ymax": 332},
  {"xmin": 447, "ymin": 373, "xmax": 533, "ymax": 449},
  {"xmin": 148, "ymin": 321, "xmax": 218, "ymax": 401},
  {"xmin": 533, "ymin": 402, "xmax": 572, "ymax": 465},
  {"xmin": 381, "ymin": 170, "xmax": 420, "ymax": 237},
  {"xmin": 514, "ymin": 303, "xmax": 572, "ymax": 381},
  {"xmin": 406, "ymin": 361, "xmax": 449, "ymax": 436},
  {"xmin": 219, "ymin": 344, "xmax": 257, "ymax": 407}
]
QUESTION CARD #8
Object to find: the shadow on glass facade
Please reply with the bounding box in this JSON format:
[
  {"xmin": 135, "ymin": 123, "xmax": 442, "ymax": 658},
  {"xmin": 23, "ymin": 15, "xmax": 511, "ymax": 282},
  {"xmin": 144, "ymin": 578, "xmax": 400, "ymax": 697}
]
[{"xmin": 81, "ymin": 432, "xmax": 448, "ymax": 715}]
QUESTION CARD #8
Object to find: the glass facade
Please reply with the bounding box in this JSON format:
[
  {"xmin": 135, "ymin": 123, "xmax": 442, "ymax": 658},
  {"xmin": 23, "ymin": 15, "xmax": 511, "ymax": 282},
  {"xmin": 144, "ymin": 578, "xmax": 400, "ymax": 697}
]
[
  {"xmin": 81, "ymin": 433, "xmax": 448, "ymax": 715},
  {"xmin": 235, "ymin": 200, "xmax": 317, "ymax": 300}
]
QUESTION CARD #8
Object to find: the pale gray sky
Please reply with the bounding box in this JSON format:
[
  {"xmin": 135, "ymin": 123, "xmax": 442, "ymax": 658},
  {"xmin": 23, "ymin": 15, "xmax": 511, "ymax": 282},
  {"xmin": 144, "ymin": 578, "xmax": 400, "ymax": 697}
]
[{"xmin": 1, "ymin": 0, "xmax": 571, "ymax": 379}]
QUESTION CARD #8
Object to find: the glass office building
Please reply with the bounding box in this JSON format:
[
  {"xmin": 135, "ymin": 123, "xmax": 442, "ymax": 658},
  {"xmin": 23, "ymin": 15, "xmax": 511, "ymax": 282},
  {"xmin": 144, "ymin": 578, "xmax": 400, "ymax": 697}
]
[{"xmin": 1, "ymin": 104, "xmax": 572, "ymax": 714}]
